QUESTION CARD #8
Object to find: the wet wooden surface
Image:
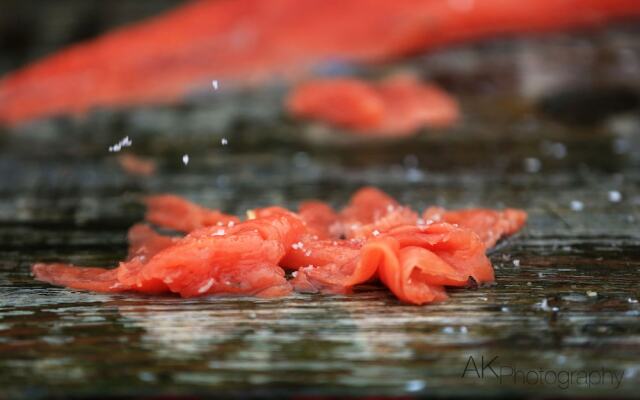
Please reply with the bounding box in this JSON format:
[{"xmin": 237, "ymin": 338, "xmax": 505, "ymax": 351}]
[{"xmin": 1, "ymin": 26, "xmax": 640, "ymax": 400}]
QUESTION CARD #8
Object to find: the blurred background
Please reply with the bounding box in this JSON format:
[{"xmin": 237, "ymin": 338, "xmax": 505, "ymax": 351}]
[
  {"xmin": 0, "ymin": 1, "xmax": 182, "ymax": 75},
  {"xmin": 1, "ymin": 0, "xmax": 639, "ymax": 168}
]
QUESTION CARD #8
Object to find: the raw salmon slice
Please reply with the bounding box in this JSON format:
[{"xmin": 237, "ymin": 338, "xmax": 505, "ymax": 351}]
[
  {"xmin": 291, "ymin": 222, "xmax": 489, "ymax": 302},
  {"xmin": 286, "ymin": 75, "xmax": 459, "ymax": 135},
  {"xmin": 33, "ymin": 209, "xmax": 305, "ymax": 298},
  {"xmin": 296, "ymin": 187, "xmax": 418, "ymax": 240},
  {"xmin": 297, "ymin": 201, "xmax": 340, "ymax": 240},
  {"xmin": 126, "ymin": 223, "xmax": 177, "ymax": 261},
  {"xmin": 344, "ymin": 206, "xmax": 419, "ymax": 240},
  {"xmin": 280, "ymin": 238, "xmax": 361, "ymax": 271},
  {"xmin": 336, "ymin": 187, "xmax": 418, "ymax": 239},
  {"xmin": 340, "ymin": 186, "xmax": 400, "ymax": 225},
  {"xmin": 297, "ymin": 187, "xmax": 526, "ymax": 247},
  {"xmin": 32, "ymin": 263, "xmax": 122, "ymax": 293},
  {"xmin": 385, "ymin": 223, "xmax": 494, "ymax": 284},
  {"xmin": 423, "ymin": 207, "xmax": 528, "ymax": 248},
  {"xmin": 377, "ymin": 242, "xmax": 455, "ymax": 305},
  {"xmin": 145, "ymin": 194, "xmax": 240, "ymax": 233},
  {"xmin": 376, "ymin": 75, "xmax": 460, "ymax": 133},
  {"xmin": 287, "ymin": 79, "xmax": 385, "ymax": 130},
  {"xmin": 32, "ymin": 187, "xmax": 527, "ymax": 305}
]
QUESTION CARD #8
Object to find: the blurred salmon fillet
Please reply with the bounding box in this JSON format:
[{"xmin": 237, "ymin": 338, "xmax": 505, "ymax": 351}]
[
  {"xmin": 287, "ymin": 75, "xmax": 460, "ymax": 134},
  {"xmin": 1, "ymin": 0, "xmax": 639, "ymax": 125}
]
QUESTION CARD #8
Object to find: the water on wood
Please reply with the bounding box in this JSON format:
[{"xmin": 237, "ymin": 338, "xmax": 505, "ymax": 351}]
[{"xmin": 1, "ymin": 18, "xmax": 640, "ymax": 400}]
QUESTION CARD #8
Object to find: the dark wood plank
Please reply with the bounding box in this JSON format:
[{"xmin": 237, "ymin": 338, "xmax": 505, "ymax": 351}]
[{"xmin": 1, "ymin": 24, "xmax": 640, "ymax": 400}]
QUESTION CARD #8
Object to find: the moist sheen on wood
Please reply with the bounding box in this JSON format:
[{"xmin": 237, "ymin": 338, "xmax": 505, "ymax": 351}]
[
  {"xmin": 1, "ymin": 138, "xmax": 639, "ymax": 399},
  {"xmin": 1, "ymin": 29, "xmax": 640, "ymax": 400}
]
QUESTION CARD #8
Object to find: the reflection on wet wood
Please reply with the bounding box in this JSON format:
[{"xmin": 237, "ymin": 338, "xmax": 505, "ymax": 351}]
[
  {"xmin": 1, "ymin": 144, "xmax": 639, "ymax": 398},
  {"xmin": 1, "ymin": 26, "xmax": 639, "ymax": 400}
]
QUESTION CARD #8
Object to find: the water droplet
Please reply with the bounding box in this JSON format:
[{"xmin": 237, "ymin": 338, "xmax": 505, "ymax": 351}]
[
  {"xmin": 403, "ymin": 154, "xmax": 419, "ymax": 168},
  {"xmin": 608, "ymin": 190, "xmax": 622, "ymax": 203},
  {"xmin": 561, "ymin": 293, "xmax": 587, "ymax": 302},
  {"xmin": 405, "ymin": 168, "xmax": 424, "ymax": 182},
  {"xmin": 542, "ymin": 141, "xmax": 567, "ymax": 159},
  {"xmin": 138, "ymin": 372, "xmax": 156, "ymax": 382},
  {"xmin": 570, "ymin": 200, "xmax": 584, "ymax": 212},
  {"xmin": 613, "ymin": 138, "xmax": 630, "ymax": 154},
  {"xmin": 523, "ymin": 157, "xmax": 541, "ymax": 173},
  {"xmin": 549, "ymin": 142, "xmax": 567, "ymax": 159},
  {"xmin": 534, "ymin": 298, "xmax": 558, "ymax": 312},
  {"xmin": 405, "ymin": 380, "xmax": 426, "ymax": 392}
]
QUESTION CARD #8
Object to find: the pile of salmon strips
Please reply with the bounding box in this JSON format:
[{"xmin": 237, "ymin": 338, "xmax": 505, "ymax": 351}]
[{"xmin": 33, "ymin": 187, "xmax": 526, "ymax": 305}]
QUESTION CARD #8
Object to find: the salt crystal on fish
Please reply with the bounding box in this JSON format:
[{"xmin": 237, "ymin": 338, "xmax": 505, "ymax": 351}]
[{"xmin": 198, "ymin": 278, "xmax": 214, "ymax": 293}]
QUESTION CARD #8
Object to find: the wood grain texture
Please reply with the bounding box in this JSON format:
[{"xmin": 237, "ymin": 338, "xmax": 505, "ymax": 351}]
[{"xmin": 1, "ymin": 27, "xmax": 640, "ymax": 399}]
